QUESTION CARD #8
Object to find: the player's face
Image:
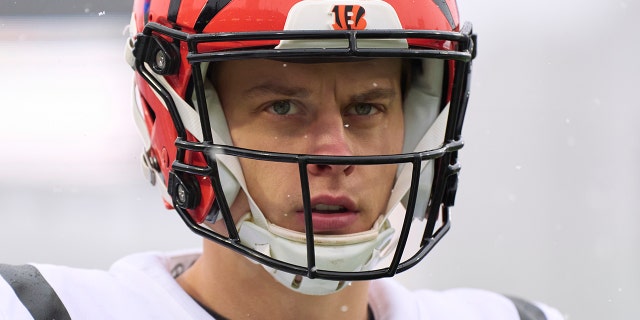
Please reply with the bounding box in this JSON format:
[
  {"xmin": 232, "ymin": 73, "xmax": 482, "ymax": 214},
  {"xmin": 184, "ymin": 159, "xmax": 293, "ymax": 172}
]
[{"xmin": 214, "ymin": 58, "xmax": 404, "ymax": 235}]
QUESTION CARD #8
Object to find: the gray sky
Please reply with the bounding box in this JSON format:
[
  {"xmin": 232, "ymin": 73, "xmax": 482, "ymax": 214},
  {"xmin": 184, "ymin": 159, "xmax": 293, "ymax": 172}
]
[{"xmin": 1, "ymin": 0, "xmax": 130, "ymax": 15}]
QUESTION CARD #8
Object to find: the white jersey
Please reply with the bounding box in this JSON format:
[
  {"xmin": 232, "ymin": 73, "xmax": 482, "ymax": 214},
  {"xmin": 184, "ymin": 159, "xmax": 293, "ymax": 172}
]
[{"xmin": 0, "ymin": 250, "xmax": 563, "ymax": 320}]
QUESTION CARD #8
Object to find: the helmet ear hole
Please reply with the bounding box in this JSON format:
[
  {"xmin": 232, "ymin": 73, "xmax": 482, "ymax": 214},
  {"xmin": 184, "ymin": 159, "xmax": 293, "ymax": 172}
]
[{"xmin": 146, "ymin": 36, "xmax": 180, "ymax": 75}]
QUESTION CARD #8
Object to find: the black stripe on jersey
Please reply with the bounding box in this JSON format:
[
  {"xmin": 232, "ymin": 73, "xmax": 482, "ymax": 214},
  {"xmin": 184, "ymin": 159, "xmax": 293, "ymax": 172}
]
[
  {"xmin": 0, "ymin": 264, "xmax": 71, "ymax": 320},
  {"xmin": 194, "ymin": 0, "xmax": 232, "ymax": 33},
  {"xmin": 505, "ymin": 295, "xmax": 548, "ymax": 320},
  {"xmin": 168, "ymin": 0, "xmax": 182, "ymax": 23},
  {"xmin": 431, "ymin": 0, "xmax": 456, "ymax": 30}
]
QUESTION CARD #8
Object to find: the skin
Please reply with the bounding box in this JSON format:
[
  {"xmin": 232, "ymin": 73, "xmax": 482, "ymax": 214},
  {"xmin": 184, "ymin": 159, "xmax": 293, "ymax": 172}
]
[{"xmin": 178, "ymin": 58, "xmax": 404, "ymax": 320}]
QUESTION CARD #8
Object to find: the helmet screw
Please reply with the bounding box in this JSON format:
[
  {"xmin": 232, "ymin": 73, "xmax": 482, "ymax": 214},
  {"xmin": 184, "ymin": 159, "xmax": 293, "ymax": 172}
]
[
  {"xmin": 168, "ymin": 172, "xmax": 200, "ymax": 209},
  {"xmin": 146, "ymin": 37, "xmax": 179, "ymax": 75},
  {"xmin": 155, "ymin": 50, "xmax": 167, "ymax": 71},
  {"xmin": 176, "ymin": 184, "xmax": 187, "ymax": 205},
  {"xmin": 148, "ymin": 155, "xmax": 160, "ymax": 171}
]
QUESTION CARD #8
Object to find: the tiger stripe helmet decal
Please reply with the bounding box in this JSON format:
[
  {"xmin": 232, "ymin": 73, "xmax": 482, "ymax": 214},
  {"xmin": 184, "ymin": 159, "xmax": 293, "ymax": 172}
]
[{"xmin": 331, "ymin": 5, "xmax": 367, "ymax": 30}]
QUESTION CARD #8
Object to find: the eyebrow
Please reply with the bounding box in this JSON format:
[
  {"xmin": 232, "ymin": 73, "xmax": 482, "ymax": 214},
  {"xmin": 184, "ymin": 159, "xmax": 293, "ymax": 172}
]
[
  {"xmin": 244, "ymin": 82, "xmax": 311, "ymax": 99},
  {"xmin": 349, "ymin": 87, "xmax": 397, "ymax": 103},
  {"xmin": 243, "ymin": 82, "xmax": 397, "ymax": 102}
]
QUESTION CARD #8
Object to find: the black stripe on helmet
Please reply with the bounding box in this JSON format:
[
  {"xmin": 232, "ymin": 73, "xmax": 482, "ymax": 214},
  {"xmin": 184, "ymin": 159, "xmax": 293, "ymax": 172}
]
[
  {"xmin": 431, "ymin": 0, "xmax": 456, "ymax": 30},
  {"xmin": 168, "ymin": 0, "xmax": 182, "ymax": 23},
  {"xmin": 194, "ymin": 0, "xmax": 232, "ymax": 33}
]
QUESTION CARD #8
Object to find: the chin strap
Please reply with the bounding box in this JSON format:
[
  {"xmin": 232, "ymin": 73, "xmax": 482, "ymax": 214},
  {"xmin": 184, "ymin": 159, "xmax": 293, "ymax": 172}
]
[{"xmin": 236, "ymin": 214, "xmax": 395, "ymax": 295}]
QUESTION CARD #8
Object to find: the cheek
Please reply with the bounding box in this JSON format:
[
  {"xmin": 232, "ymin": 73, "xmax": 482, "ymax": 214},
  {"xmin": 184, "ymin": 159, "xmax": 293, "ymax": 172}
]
[
  {"xmin": 367, "ymin": 164, "xmax": 398, "ymax": 197},
  {"xmin": 389, "ymin": 124, "xmax": 405, "ymax": 153},
  {"xmin": 231, "ymin": 123, "xmax": 299, "ymax": 153},
  {"xmin": 355, "ymin": 112, "xmax": 404, "ymax": 155},
  {"xmin": 239, "ymin": 159, "xmax": 300, "ymax": 210},
  {"xmin": 386, "ymin": 110, "xmax": 405, "ymax": 154}
]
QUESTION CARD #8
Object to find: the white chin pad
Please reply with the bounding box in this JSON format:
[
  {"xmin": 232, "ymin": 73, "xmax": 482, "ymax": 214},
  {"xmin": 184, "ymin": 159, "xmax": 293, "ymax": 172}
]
[{"xmin": 237, "ymin": 215, "xmax": 395, "ymax": 295}]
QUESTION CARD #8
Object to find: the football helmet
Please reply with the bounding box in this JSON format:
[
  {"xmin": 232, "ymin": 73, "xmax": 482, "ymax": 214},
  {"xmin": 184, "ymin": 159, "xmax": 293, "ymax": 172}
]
[{"xmin": 125, "ymin": 0, "xmax": 476, "ymax": 295}]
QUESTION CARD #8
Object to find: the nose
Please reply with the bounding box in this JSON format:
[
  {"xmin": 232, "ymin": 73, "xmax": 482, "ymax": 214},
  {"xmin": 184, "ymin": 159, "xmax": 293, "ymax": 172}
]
[{"xmin": 306, "ymin": 112, "xmax": 355, "ymax": 177}]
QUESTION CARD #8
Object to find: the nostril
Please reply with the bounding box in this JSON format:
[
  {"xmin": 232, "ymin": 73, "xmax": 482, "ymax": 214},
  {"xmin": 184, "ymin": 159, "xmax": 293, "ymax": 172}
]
[
  {"xmin": 308, "ymin": 163, "xmax": 330, "ymax": 175},
  {"xmin": 343, "ymin": 164, "xmax": 355, "ymax": 176},
  {"xmin": 308, "ymin": 163, "xmax": 354, "ymax": 176}
]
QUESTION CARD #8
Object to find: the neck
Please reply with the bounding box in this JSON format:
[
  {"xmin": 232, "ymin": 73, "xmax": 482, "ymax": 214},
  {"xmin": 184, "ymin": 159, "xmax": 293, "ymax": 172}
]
[{"xmin": 177, "ymin": 240, "xmax": 371, "ymax": 320}]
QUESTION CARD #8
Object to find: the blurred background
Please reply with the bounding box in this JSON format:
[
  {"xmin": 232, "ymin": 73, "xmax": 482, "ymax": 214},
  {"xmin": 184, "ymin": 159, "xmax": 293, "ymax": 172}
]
[{"xmin": 1, "ymin": 1, "xmax": 638, "ymax": 319}]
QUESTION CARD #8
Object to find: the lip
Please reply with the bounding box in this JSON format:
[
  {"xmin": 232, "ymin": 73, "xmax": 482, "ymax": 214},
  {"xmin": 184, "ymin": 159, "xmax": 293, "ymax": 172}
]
[{"xmin": 295, "ymin": 195, "xmax": 359, "ymax": 233}]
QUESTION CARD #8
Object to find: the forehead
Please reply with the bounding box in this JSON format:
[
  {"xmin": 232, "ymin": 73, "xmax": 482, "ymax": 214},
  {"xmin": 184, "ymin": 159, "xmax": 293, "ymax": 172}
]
[{"xmin": 212, "ymin": 58, "xmax": 403, "ymax": 84}]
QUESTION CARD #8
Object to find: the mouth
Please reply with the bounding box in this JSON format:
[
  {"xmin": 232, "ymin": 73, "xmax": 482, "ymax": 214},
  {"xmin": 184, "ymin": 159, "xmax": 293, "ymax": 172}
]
[
  {"xmin": 295, "ymin": 196, "xmax": 359, "ymax": 233},
  {"xmin": 311, "ymin": 203, "xmax": 349, "ymax": 214}
]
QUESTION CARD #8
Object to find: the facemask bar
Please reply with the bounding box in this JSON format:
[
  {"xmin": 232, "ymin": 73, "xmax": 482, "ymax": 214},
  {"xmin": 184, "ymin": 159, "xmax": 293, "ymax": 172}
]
[
  {"xmin": 173, "ymin": 141, "xmax": 462, "ymax": 281},
  {"xmin": 132, "ymin": 22, "xmax": 476, "ymax": 281}
]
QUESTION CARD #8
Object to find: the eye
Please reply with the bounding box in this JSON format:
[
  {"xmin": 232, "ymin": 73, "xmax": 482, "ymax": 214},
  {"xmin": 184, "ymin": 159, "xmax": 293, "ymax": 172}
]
[
  {"xmin": 267, "ymin": 100, "xmax": 297, "ymax": 115},
  {"xmin": 346, "ymin": 103, "xmax": 381, "ymax": 116}
]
